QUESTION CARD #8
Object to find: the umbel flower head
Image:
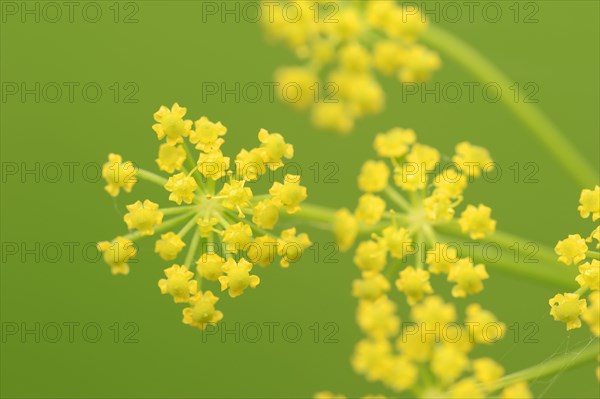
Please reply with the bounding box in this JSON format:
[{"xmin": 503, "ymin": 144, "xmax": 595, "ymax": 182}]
[
  {"xmin": 262, "ymin": 1, "xmax": 441, "ymax": 134},
  {"xmin": 549, "ymin": 186, "xmax": 599, "ymax": 335},
  {"xmin": 97, "ymin": 103, "xmax": 310, "ymax": 331},
  {"xmin": 337, "ymin": 127, "xmax": 496, "ymax": 304},
  {"xmin": 318, "ymin": 128, "xmax": 512, "ymax": 398}
]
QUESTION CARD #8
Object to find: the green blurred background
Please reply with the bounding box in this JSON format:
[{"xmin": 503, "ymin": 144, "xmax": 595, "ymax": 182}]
[{"xmin": 1, "ymin": 1, "xmax": 598, "ymax": 398}]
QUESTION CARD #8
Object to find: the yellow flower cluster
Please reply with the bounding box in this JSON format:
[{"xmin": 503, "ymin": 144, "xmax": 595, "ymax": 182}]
[
  {"xmin": 317, "ymin": 128, "xmax": 514, "ymax": 397},
  {"xmin": 550, "ymin": 186, "xmax": 599, "ymax": 334},
  {"xmin": 262, "ymin": 1, "xmax": 440, "ymax": 134},
  {"xmin": 319, "ymin": 295, "xmax": 531, "ymax": 398},
  {"xmin": 334, "ymin": 127, "xmax": 496, "ymax": 303},
  {"xmin": 98, "ymin": 103, "xmax": 311, "ymax": 331}
]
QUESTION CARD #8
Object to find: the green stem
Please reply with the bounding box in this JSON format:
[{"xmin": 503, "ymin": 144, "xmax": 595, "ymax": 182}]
[
  {"xmin": 122, "ymin": 211, "xmax": 195, "ymax": 241},
  {"xmin": 421, "ymin": 24, "xmax": 598, "ymax": 187},
  {"xmin": 434, "ymin": 222, "xmax": 558, "ymax": 264},
  {"xmin": 293, "ymin": 202, "xmax": 576, "ymax": 288},
  {"xmin": 184, "ymin": 229, "xmax": 201, "ymax": 268},
  {"xmin": 162, "ymin": 205, "xmax": 197, "ymax": 215},
  {"xmin": 488, "ymin": 339, "xmax": 598, "ymax": 392},
  {"xmin": 178, "ymin": 213, "xmax": 199, "ymax": 237},
  {"xmin": 136, "ymin": 168, "xmax": 168, "ymax": 186},
  {"xmin": 383, "ymin": 186, "xmax": 411, "ymax": 212},
  {"xmin": 587, "ymin": 251, "xmax": 600, "ymax": 260},
  {"xmin": 295, "ymin": 203, "xmax": 337, "ymax": 224},
  {"xmin": 434, "ymin": 222, "xmax": 575, "ymax": 289}
]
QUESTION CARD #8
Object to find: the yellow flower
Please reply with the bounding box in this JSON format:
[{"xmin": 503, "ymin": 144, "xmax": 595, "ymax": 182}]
[
  {"xmin": 396, "ymin": 327, "xmax": 434, "ymax": 363},
  {"xmin": 582, "ymin": 291, "xmax": 599, "ymax": 336},
  {"xmin": 338, "ymin": 42, "xmax": 371, "ymax": 73},
  {"xmin": 354, "ymin": 240, "xmax": 387, "ymax": 276},
  {"xmin": 196, "ymin": 253, "xmax": 225, "ymax": 281},
  {"xmin": 352, "ymin": 274, "xmax": 391, "ymax": 301},
  {"xmin": 102, "ymin": 153, "xmax": 137, "ymax": 197},
  {"xmin": 97, "ymin": 237, "xmax": 137, "ymax": 275},
  {"xmin": 373, "ymin": 40, "xmax": 404, "ymax": 75},
  {"xmin": 358, "ymin": 161, "xmax": 390, "ymax": 192},
  {"xmin": 351, "ymin": 339, "xmax": 393, "ymax": 382},
  {"xmin": 588, "ymin": 226, "xmax": 600, "ymax": 249},
  {"xmin": 355, "ymin": 194, "xmax": 386, "ymax": 226},
  {"xmin": 473, "ymin": 357, "xmax": 504, "ymax": 390},
  {"xmin": 218, "ymin": 258, "xmax": 260, "ymax": 298},
  {"xmin": 158, "ymin": 264, "xmax": 197, "ymax": 303},
  {"xmin": 154, "ymin": 232, "xmax": 186, "ymax": 261},
  {"xmin": 269, "ymin": 174, "xmax": 307, "ymax": 214},
  {"xmin": 189, "ymin": 116, "xmax": 227, "ymax": 153},
  {"xmin": 123, "ymin": 199, "xmax": 163, "ymax": 236},
  {"xmin": 447, "ymin": 258, "xmax": 489, "ymax": 297},
  {"xmin": 398, "ymin": 45, "xmax": 441, "ymax": 83},
  {"xmin": 222, "ymin": 222, "xmax": 253, "ymax": 253},
  {"xmin": 423, "ymin": 191, "xmax": 456, "ymax": 223},
  {"xmin": 430, "ymin": 345, "xmax": 469, "ymax": 385},
  {"xmin": 382, "ymin": 356, "xmax": 418, "ymax": 392},
  {"xmin": 198, "ymin": 150, "xmax": 230, "ymax": 181},
  {"xmin": 449, "ymin": 378, "xmax": 484, "ymax": 399},
  {"xmin": 152, "ymin": 103, "xmax": 192, "ymax": 145},
  {"xmin": 576, "ymin": 259, "xmax": 599, "ymax": 290},
  {"xmin": 578, "ymin": 186, "xmax": 599, "ymax": 221},
  {"xmin": 164, "ymin": 173, "xmax": 198, "ymax": 205},
  {"xmin": 277, "ymin": 227, "xmax": 312, "ymax": 268},
  {"xmin": 426, "ymin": 243, "xmax": 458, "ymax": 274},
  {"xmin": 311, "ymin": 102, "xmax": 354, "ymax": 135},
  {"xmin": 182, "ymin": 290, "xmax": 223, "ymax": 330},
  {"xmin": 393, "ymin": 162, "xmax": 427, "ymax": 192},
  {"xmin": 452, "ymin": 142, "xmax": 493, "ymax": 177},
  {"xmin": 314, "ymin": 392, "xmax": 346, "ymax": 399},
  {"xmin": 465, "ymin": 304, "xmax": 506, "ymax": 345},
  {"xmin": 235, "ymin": 148, "xmax": 266, "ymax": 181},
  {"xmin": 219, "ymin": 179, "xmax": 253, "ymax": 216},
  {"xmin": 458, "ymin": 204, "xmax": 496, "ymax": 240},
  {"xmin": 252, "ymin": 199, "xmax": 281, "ymax": 230},
  {"xmin": 197, "ymin": 217, "xmax": 219, "ymax": 238},
  {"xmin": 406, "ymin": 143, "xmax": 440, "ymax": 171},
  {"xmin": 275, "ymin": 67, "xmax": 319, "ymax": 110},
  {"xmin": 380, "ymin": 226, "xmax": 413, "ymax": 259},
  {"xmin": 555, "ymin": 234, "xmax": 588, "ymax": 265},
  {"xmin": 324, "ymin": 7, "xmax": 362, "ymax": 40},
  {"xmin": 258, "ymin": 128, "xmax": 294, "ymax": 168},
  {"xmin": 156, "ymin": 144, "xmax": 186, "ymax": 174},
  {"xmin": 411, "ymin": 295, "xmax": 457, "ymax": 329},
  {"xmin": 386, "ymin": 6, "xmax": 428, "ymax": 41},
  {"xmin": 395, "ymin": 266, "xmax": 433, "ymax": 305},
  {"xmin": 501, "ymin": 382, "xmax": 532, "ymax": 399},
  {"xmin": 373, "ymin": 127, "xmax": 416, "ymax": 158},
  {"xmin": 549, "ymin": 293, "xmax": 587, "ymax": 330},
  {"xmin": 333, "ymin": 208, "xmax": 358, "ymax": 251},
  {"xmin": 434, "ymin": 167, "xmax": 467, "ymax": 199},
  {"xmin": 246, "ymin": 235, "xmax": 278, "ymax": 267},
  {"xmin": 356, "ymin": 296, "xmax": 400, "ymax": 339}
]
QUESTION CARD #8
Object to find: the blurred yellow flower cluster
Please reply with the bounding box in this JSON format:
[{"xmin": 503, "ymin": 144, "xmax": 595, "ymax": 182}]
[
  {"xmin": 262, "ymin": 1, "xmax": 440, "ymax": 134},
  {"xmin": 316, "ymin": 296, "xmax": 531, "ymax": 398},
  {"xmin": 550, "ymin": 186, "xmax": 599, "ymax": 335},
  {"xmin": 98, "ymin": 103, "xmax": 311, "ymax": 331}
]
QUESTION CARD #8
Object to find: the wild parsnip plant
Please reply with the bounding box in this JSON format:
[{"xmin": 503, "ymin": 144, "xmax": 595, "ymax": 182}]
[
  {"xmin": 258, "ymin": 1, "xmax": 600, "ymax": 397},
  {"xmin": 98, "ymin": 103, "xmax": 311, "ymax": 331}
]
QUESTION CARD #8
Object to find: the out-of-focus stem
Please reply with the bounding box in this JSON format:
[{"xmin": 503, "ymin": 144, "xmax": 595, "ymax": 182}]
[{"xmin": 421, "ymin": 24, "xmax": 598, "ymax": 188}]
